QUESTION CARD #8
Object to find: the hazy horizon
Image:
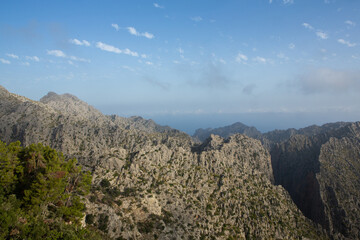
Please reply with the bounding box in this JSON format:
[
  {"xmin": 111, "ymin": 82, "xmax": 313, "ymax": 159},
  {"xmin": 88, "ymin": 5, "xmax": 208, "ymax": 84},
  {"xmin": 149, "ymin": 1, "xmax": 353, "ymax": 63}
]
[{"xmin": 1, "ymin": 0, "xmax": 360, "ymax": 132}]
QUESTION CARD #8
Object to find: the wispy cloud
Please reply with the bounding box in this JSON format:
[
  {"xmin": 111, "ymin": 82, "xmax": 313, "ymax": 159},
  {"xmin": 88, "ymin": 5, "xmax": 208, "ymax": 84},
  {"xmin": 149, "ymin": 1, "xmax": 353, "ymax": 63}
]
[
  {"xmin": 316, "ymin": 31, "xmax": 328, "ymax": 39},
  {"xmin": 47, "ymin": 49, "xmax": 90, "ymax": 62},
  {"xmin": 345, "ymin": 20, "xmax": 356, "ymax": 26},
  {"xmin": 295, "ymin": 68, "xmax": 360, "ymax": 94},
  {"xmin": 153, "ymin": 3, "xmax": 164, "ymax": 8},
  {"xmin": 0, "ymin": 58, "xmax": 11, "ymax": 64},
  {"xmin": 277, "ymin": 53, "xmax": 289, "ymax": 60},
  {"xmin": 69, "ymin": 56, "xmax": 91, "ymax": 63},
  {"xmin": 190, "ymin": 16, "xmax": 203, "ymax": 22},
  {"xmin": 69, "ymin": 38, "xmax": 90, "ymax": 46},
  {"xmin": 96, "ymin": 42, "xmax": 122, "ymax": 54},
  {"xmin": 288, "ymin": 43, "xmax": 295, "ymax": 49},
  {"xmin": 122, "ymin": 65, "xmax": 135, "ymax": 72},
  {"xmin": 302, "ymin": 23, "xmax": 328, "ymax": 40},
  {"xmin": 253, "ymin": 56, "xmax": 267, "ymax": 63},
  {"xmin": 236, "ymin": 53, "xmax": 248, "ymax": 64},
  {"xmin": 302, "ymin": 23, "xmax": 314, "ymax": 30},
  {"xmin": 123, "ymin": 48, "xmax": 138, "ymax": 57},
  {"xmin": 111, "ymin": 23, "xmax": 120, "ymax": 31},
  {"xmin": 127, "ymin": 27, "xmax": 154, "ymax": 39},
  {"xmin": 47, "ymin": 49, "xmax": 66, "ymax": 57},
  {"xmin": 143, "ymin": 76, "xmax": 170, "ymax": 90},
  {"xmin": 6, "ymin": 53, "xmax": 19, "ymax": 59},
  {"xmin": 26, "ymin": 56, "xmax": 40, "ymax": 62},
  {"xmin": 283, "ymin": 0, "xmax": 294, "ymax": 4},
  {"xmin": 96, "ymin": 42, "xmax": 139, "ymax": 57},
  {"xmin": 338, "ymin": 39, "xmax": 357, "ymax": 47}
]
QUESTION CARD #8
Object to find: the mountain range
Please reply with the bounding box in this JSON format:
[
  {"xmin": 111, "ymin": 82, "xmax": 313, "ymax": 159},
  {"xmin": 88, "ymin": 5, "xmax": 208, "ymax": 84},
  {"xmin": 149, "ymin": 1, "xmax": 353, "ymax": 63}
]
[{"xmin": 1, "ymin": 85, "xmax": 359, "ymax": 239}]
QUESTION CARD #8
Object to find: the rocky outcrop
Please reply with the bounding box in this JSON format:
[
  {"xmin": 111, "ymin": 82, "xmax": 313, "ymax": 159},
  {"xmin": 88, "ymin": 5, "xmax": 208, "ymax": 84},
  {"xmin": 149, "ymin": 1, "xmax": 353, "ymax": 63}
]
[
  {"xmin": 271, "ymin": 123, "xmax": 360, "ymax": 239},
  {"xmin": 0, "ymin": 85, "xmax": 326, "ymax": 239},
  {"xmin": 0, "ymin": 86, "xmax": 192, "ymax": 168},
  {"xmin": 87, "ymin": 134, "xmax": 324, "ymax": 239}
]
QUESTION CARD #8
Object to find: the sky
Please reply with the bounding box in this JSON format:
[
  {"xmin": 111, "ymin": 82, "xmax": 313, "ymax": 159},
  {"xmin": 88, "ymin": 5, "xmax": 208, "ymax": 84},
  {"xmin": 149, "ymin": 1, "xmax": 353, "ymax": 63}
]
[{"xmin": 1, "ymin": 0, "xmax": 360, "ymax": 134}]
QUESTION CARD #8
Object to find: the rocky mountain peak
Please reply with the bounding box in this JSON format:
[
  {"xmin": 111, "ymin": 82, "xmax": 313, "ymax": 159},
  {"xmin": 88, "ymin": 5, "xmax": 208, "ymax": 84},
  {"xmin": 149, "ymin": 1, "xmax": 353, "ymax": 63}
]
[{"xmin": 40, "ymin": 91, "xmax": 104, "ymax": 121}]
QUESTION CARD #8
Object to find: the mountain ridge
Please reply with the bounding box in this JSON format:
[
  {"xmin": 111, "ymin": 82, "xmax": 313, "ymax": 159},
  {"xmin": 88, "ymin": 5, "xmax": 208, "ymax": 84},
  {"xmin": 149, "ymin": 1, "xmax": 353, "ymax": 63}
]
[{"xmin": 2, "ymin": 85, "xmax": 359, "ymax": 239}]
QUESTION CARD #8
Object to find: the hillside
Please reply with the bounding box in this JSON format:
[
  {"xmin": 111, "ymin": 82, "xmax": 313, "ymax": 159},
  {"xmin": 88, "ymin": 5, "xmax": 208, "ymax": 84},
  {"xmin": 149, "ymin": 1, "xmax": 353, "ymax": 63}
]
[{"xmin": 0, "ymin": 85, "xmax": 334, "ymax": 239}]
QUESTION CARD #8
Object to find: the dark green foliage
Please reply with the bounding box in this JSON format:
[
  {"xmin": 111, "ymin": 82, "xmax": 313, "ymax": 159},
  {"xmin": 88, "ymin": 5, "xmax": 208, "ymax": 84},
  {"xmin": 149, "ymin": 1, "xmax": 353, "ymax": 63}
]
[
  {"xmin": 100, "ymin": 178, "xmax": 111, "ymax": 188},
  {"xmin": 86, "ymin": 214, "xmax": 95, "ymax": 225},
  {"xmin": 98, "ymin": 213, "xmax": 109, "ymax": 232},
  {"xmin": 0, "ymin": 140, "xmax": 103, "ymax": 239}
]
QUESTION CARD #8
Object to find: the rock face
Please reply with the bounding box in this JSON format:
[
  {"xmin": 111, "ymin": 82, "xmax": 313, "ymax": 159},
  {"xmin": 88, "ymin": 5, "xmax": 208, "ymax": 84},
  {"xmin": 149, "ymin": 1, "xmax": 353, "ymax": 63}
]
[
  {"xmin": 0, "ymin": 86, "xmax": 191, "ymax": 169},
  {"xmin": 271, "ymin": 123, "xmax": 360, "ymax": 239},
  {"xmin": 87, "ymin": 134, "xmax": 324, "ymax": 239},
  {"xmin": 0, "ymin": 85, "xmax": 326, "ymax": 239},
  {"xmin": 192, "ymin": 117, "xmax": 360, "ymax": 239}
]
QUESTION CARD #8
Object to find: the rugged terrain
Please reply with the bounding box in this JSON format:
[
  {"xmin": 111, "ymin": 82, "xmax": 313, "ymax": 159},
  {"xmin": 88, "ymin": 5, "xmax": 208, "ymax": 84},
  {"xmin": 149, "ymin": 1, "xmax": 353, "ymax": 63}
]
[
  {"xmin": 1, "ymin": 85, "xmax": 353, "ymax": 239},
  {"xmin": 194, "ymin": 120, "xmax": 360, "ymax": 239}
]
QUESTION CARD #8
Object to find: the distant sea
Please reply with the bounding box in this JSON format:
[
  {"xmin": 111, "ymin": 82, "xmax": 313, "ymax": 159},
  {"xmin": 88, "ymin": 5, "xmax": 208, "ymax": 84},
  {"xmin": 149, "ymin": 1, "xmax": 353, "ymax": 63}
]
[
  {"xmin": 97, "ymin": 104, "xmax": 360, "ymax": 135},
  {"xmin": 142, "ymin": 112, "xmax": 360, "ymax": 135}
]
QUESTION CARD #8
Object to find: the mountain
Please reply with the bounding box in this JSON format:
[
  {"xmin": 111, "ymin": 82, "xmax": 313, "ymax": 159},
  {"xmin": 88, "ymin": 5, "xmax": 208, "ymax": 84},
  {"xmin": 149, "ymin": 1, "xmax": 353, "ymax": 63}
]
[
  {"xmin": 271, "ymin": 122, "xmax": 360, "ymax": 239},
  {"xmin": 0, "ymin": 86, "xmax": 191, "ymax": 169},
  {"xmin": 193, "ymin": 119, "xmax": 360, "ymax": 239},
  {"xmin": 193, "ymin": 122, "xmax": 262, "ymax": 142},
  {"xmin": 0, "ymin": 85, "xmax": 326, "ymax": 239}
]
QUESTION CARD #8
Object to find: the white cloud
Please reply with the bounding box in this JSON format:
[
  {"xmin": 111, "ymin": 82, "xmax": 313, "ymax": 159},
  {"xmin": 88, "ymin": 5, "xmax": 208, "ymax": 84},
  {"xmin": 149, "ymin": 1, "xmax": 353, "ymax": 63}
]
[
  {"xmin": 68, "ymin": 60, "xmax": 75, "ymax": 65},
  {"xmin": 269, "ymin": 0, "xmax": 273, "ymax": 3},
  {"xmin": 145, "ymin": 61, "xmax": 153, "ymax": 65},
  {"xmin": 302, "ymin": 23, "xmax": 314, "ymax": 30},
  {"xmin": 69, "ymin": 38, "xmax": 90, "ymax": 46},
  {"xmin": 47, "ymin": 50, "xmax": 66, "ymax": 57},
  {"xmin": 96, "ymin": 42, "xmax": 122, "ymax": 54},
  {"xmin": 283, "ymin": 0, "xmax": 294, "ymax": 4},
  {"xmin": 22, "ymin": 62, "xmax": 30, "ymax": 66},
  {"xmin": 236, "ymin": 53, "xmax": 248, "ymax": 63},
  {"xmin": 338, "ymin": 39, "xmax": 357, "ymax": 47},
  {"xmin": 123, "ymin": 48, "xmax": 138, "ymax": 57},
  {"xmin": 141, "ymin": 54, "xmax": 148, "ymax": 59},
  {"xmin": 26, "ymin": 56, "xmax": 40, "ymax": 62},
  {"xmin": 316, "ymin": 31, "xmax": 328, "ymax": 39},
  {"xmin": 6, "ymin": 53, "xmax": 19, "ymax": 59},
  {"xmin": 153, "ymin": 3, "xmax": 164, "ymax": 8},
  {"xmin": 69, "ymin": 55, "xmax": 91, "ymax": 63},
  {"xmin": 111, "ymin": 23, "xmax": 120, "ymax": 31},
  {"xmin": 288, "ymin": 43, "xmax": 295, "ymax": 49},
  {"xmin": 96, "ymin": 42, "xmax": 139, "ymax": 57},
  {"xmin": 303, "ymin": 23, "xmax": 328, "ymax": 40},
  {"xmin": 127, "ymin": 27, "xmax": 154, "ymax": 39},
  {"xmin": 178, "ymin": 48, "xmax": 184, "ymax": 54},
  {"xmin": 0, "ymin": 58, "xmax": 11, "ymax": 64},
  {"xmin": 190, "ymin": 16, "xmax": 203, "ymax": 22},
  {"xmin": 345, "ymin": 20, "xmax": 356, "ymax": 26},
  {"xmin": 253, "ymin": 56, "xmax": 267, "ymax": 63}
]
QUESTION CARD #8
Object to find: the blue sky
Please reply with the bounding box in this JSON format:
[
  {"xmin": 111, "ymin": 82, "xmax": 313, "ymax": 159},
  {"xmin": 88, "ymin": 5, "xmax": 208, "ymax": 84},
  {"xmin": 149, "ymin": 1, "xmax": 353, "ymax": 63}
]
[{"xmin": 1, "ymin": 0, "xmax": 360, "ymax": 133}]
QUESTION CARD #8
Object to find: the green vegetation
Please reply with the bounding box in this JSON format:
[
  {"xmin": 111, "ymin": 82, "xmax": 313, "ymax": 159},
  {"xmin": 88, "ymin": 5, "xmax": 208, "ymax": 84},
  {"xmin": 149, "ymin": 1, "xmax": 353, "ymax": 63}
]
[{"xmin": 0, "ymin": 140, "xmax": 104, "ymax": 239}]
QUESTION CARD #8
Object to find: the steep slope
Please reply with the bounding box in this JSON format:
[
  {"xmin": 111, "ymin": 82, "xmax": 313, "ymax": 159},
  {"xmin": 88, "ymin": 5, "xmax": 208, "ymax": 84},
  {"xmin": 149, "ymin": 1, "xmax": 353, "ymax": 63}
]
[
  {"xmin": 0, "ymin": 87, "xmax": 192, "ymax": 168},
  {"xmin": 0, "ymin": 85, "xmax": 326, "ymax": 239},
  {"xmin": 271, "ymin": 122, "xmax": 360, "ymax": 239},
  {"xmin": 87, "ymin": 134, "xmax": 324, "ymax": 239}
]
